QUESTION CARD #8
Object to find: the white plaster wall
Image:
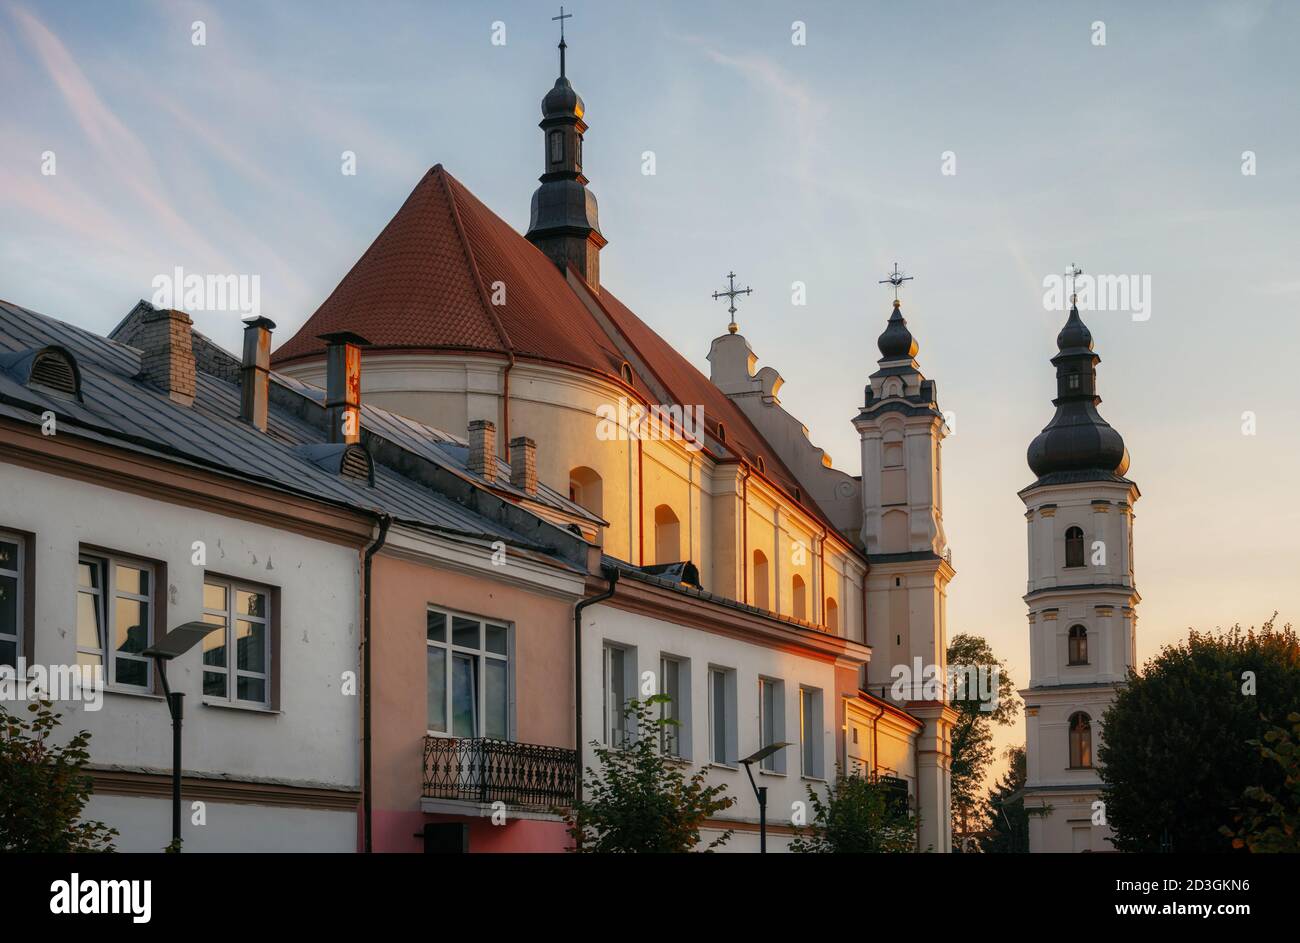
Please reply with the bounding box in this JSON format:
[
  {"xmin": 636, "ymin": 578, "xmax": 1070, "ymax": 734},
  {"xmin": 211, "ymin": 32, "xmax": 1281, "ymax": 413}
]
[{"xmin": 82, "ymin": 795, "xmax": 355, "ymax": 852}]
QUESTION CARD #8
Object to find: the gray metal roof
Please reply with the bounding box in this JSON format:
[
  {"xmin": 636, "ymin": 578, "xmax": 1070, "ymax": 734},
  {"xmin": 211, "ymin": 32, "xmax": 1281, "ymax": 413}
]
[{"xmin": 0, "ymin": 298, "xmax": 592, "ymax": 568}]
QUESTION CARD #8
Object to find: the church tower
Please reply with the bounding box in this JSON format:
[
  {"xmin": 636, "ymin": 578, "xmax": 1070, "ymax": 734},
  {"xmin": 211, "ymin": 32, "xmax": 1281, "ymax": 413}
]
[
  {"xmin": 1020, "ymin": 287, "xmax": 1140, "ymax": 853},
  {"xmin": 853, "ymin": 284, "xmax": 956, "ymax": 853},
  {"xmin": 525, "ymin": 19, "xmax": 606, "ymax": 290}
]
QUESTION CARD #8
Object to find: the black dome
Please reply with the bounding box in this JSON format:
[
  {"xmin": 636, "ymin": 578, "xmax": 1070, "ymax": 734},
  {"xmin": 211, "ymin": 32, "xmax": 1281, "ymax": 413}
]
[
  {"xmin": 542, "ymin": 77, "xmax": 584, "ymax": 118},
  {"xmin": 877, "ymin": 301, "xmax": 918, "ymax": 359}
]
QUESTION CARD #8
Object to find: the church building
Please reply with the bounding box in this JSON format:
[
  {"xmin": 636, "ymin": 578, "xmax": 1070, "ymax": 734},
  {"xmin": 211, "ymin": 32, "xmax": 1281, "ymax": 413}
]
[
  {"xmin": 270, "ymin": 29, "xmax": 957, "ymax": 851},
  {"xmin": 1020, "ymin": 293, "xmax": 1139, "ymax": 853}
]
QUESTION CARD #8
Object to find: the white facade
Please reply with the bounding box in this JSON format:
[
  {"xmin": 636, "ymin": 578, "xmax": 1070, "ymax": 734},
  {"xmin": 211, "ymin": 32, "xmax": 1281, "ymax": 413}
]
[{"xmin": 0, "ymin": 461, "xmax": 362, "ymax": 852}]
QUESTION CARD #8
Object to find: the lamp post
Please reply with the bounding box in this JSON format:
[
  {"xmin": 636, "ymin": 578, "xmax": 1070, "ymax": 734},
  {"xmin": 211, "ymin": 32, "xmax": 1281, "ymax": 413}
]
[
  {"xmin": 738, "ymin": 741, "xmax": 790, "ymax": 854},
  {"xmin": 141, "ymin": 620, "xmax": 222, "ymax": 851}
]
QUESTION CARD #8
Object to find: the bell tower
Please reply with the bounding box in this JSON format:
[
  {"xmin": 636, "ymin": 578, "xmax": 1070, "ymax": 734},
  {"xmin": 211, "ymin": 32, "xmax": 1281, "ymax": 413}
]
[
  {"xmin": 1021, "ymin": 269, "xmax": 1140, "ymax": 853},
  {"xmin": 525, "ymin": 8, "xmax": 606, "ymax": 290}
]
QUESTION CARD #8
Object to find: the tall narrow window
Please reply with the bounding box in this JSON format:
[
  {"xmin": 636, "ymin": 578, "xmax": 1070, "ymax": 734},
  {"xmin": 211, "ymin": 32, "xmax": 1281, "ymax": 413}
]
[
  {"xmin": 202, "ymin": 577, "xmax": 273, "ymax": 706},
  {"xmin": 603, "ymin": 643, "xmax": 632, "ymax": 747},
  {"xmin": 1068, "ymin": 624, "xmax": 1089, "ymax": 665},
  {"xmin": 758, "ymin": 678, "xmax": 785, "ymax": 772},
  {"xmin": 0, "ymin": 534, "xmax": 21, "ymax": 669},
  {"xmin": 800, "ymin": 687, "xmax": 825, "ymax": 778},
  {"xmin": 709, "ymin": 667, "xmax": 736, "ymax": 765},
  {"xmin": 792, "ymin": 574, "xmax": 807, "ymax": 620},
  {"xmin": 426, "ymin": 608, "xmax": 510, "ymax": 739},
  {"xmin": 1069, "ymin": 712, "xmax": 1093, "ymax": 768},
  {"xmin": 548, "ymin": 129, "xmax": 564, "ymax": 164},
  {"xmin": 752, "ymin": 550, "xmax": 769, "ymax": 610},
  {"xmin": 1065, "ymin": 526, "xmax": 1085, "ymax": 568},
  {"xmin": 825, "ymin": 597, "xmax": 839, "ymax": 633},
  {"xmin": 659, "ymin": 655, "xmax": 689, "ymax": 758},
  {"xmin": 78, "ymin": 553, "xmax": 153, "ymax": 691},
  {"xmin": 653, "ymin": 505, "xmax": 680, "ymax": 564}
]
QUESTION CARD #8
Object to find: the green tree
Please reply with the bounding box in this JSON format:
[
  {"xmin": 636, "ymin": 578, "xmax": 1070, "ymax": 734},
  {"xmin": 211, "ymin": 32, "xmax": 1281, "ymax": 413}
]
[
  {"xmin": 947, "ymin": 633, "xmax": 1020, "ymax": 845},
  {"xmin": 1098, "ymin": 616, "xmax": 1300, "ymax": 852},
  {"xmin": 789, "ymin": 768, "xmax": 917, "ymax": 853},
  {"xmin": 0, "ymin": 700, "xmax": 117, "ymax": 852},
  {"xmin": 565, "ymin": 695, "xmax": 735, "ymax": 852},
  {"xmin": 1225, "ymin": 712, "xmax": 1300, "ymax": 852},
  {"xmin": 980, "ymin": 745, "xmax": 1029, "ymax": 853}
]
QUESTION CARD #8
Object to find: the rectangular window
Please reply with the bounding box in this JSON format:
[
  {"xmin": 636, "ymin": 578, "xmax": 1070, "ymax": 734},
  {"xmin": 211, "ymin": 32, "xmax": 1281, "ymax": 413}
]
[
  {"xmin": 758, "ymin": 678, "xmax": 786, "ymax": 772},
  {"xmin": 0, "ymin": 534, "xmax": 22, "ymax": 669},
  {"xmin": 800, "ymin": 686, "xmax": 825, "ymax": 779},
  {"xmin": 709, "ymin": 666, "xmax": 736, "ymax": 766},
  {"xmin": 603, "ymin": 643, "xmax": 634, "ymax": 747},
  {"xmin": 659, "ymin": 655, "xmax": 690, "ymax": 758},
  {"xmin": 78, "ymin": 553, "xmax": 154, "ymax": 691},
  {"xmin": 202, "ymin": 577, "xmax": 273, "ymax": 706},
  {"xmin": 426, "ymin": 608, "xmax": 510, "ymax": 740}
]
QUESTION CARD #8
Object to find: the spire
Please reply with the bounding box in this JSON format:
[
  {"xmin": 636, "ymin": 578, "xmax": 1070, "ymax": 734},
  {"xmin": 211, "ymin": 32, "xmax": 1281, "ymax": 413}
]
[
  {"xmin": 526, "ymin": 8, "xmax": 606, "ymax": 290},
  {"xmin": 1026, "ymin": 266, "xmax": 1130, "ymax": 481}
]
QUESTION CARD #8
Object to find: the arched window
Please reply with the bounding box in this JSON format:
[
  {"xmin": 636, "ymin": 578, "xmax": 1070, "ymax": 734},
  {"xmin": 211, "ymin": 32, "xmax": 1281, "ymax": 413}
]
[
  {"xmin": 792, "ymin": 574, "xmax": 807, "ymax": 620},
  {"xmin": 1065, "ymin": 526, "xmax": 1085, "ymax": 568},
  {"xmin": 653, "ymin": 505, "xmax": 680, "ymax": 565},
  {"xmin": 1069, "ymin": 712, "xmax": 1092, "ymax": 768},
  {"xmin": 715, "ymin": 422, "xmax": 726, "ymax": 443},
  {"xmin": 752, "ymin": 550, "xmax": 769, "ymax": 610},
  {"xmin": 569, "ymin": 467, "xmax": 603, "ymax": 519},
  {"xmin": 620, "ymin": 362, "xmax": 634, "ymax": 385},
  {"xmin": 825, "ymin": 597, "xmax": 839, "ymax": 632},
  {"xmin": 1068, "ymin": 624, "xmax": 1088, "ymax": 665}
]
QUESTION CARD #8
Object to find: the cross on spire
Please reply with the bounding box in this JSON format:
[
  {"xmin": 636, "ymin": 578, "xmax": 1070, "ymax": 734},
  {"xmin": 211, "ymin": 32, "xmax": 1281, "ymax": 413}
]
[
  {"xmin": 878, "ymin": 262, "xmax": 914, "ymax": 306},
  {"xmin": 712, "ymin": 271, "xmax": 753, "ymax": 334},
  {"xmin": 1065, "ymin": 263, "xmax": 1083, "ymax": 307},
  {"xmin": 553, "ymin": 6, "xmax": 572, "ymax": 77}
]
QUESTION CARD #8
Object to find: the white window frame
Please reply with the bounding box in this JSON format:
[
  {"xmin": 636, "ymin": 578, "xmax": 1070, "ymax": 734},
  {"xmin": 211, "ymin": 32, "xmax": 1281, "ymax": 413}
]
[
  {"xmin": 659, "ymin": 654, "xmax": 691, "ymax": 759},
  {"xmin": 0, "ymin": 532, "xmax": 22, "ymax": 668},
  {"xmin": 758, "ymin": 677, "xmax": 786, "ymax": 773},
  {"xmin": 201, "ymin": 576, "xmax": 273, "ymax": 707},
  {"xmin": 708, "ymin": 666, "xmax": 738, "ymax": 767},
  {"xmin": 800, "ymin": 686, "xmax": 825, "ymax": 780},
  {"xmin": 425, "ymin": 606, "xmax": 513, "ymax": 741},
  {"xmin": 602, "ymin": 642, "xmax": 636, "ymax": 748},
  {"xmin": 78, "ymin": 552, "xmax": 154, "ymax": 693}
]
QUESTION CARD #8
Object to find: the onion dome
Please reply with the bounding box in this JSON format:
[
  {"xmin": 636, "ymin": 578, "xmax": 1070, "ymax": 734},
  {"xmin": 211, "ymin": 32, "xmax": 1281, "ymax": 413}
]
[
  {"xmin": 877, "ymin": 300, "xmax": 919, "ymax": 359},
  {"xmin": 1027, "ymin": 305, "xmax": 1130, "ymax": 480},
  {"xmin": 542, "ymin": 76, "xmax": 584, "ymax": 119}
]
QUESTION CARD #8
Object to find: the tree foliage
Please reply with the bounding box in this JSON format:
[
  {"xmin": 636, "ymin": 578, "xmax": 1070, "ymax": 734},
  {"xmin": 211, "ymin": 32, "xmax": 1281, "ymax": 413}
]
[
  {"xmin": 565, "ymin": 695, "xmax": 735, "ymax": 852},
  {"xmin": 1225, "ymin": 712, "xmax": 1300, "ymax": 852},
  {"xmin": 0, "ymin": 700, "xmax": 117, "ymax": 852},
  {"xmin": 789, "ymin": 768, "xmax": 917, "ymax": 853},
  {"xmin": 980, "ymin": 744, "xmax": 1029, "ymax": 853},
  {"xmin": 947, "ymin": 633, "xmax": 1020, "ymax": 840},
  {"xmin": 1098, "ymin": 616, "xmax": 1300, "ymax": 852}
]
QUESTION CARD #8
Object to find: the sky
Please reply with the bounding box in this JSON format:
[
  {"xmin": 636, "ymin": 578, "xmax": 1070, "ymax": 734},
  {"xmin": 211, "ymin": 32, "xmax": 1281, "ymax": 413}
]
[{"xmin": 3, "ymin": 1, "xmax": 1298, "ymax": 774}]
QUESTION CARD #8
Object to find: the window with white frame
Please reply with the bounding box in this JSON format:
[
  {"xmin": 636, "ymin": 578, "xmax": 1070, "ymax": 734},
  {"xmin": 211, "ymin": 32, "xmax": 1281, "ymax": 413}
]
[
  {"xmin": 603, "ymin": 642, "xmax": 635, "ymax": 747},
  {"xmin": 659, "ymin": 654, "xmax": 690, "ymax": 758},
  {"xmin": 426, "ymin": 608, "xmax": 510, "ymax": 740},
  {"xmin": 77, "ymin": 552, "xmax": 153, "ymax": 691},
  {"xmin": 708, "ymin": 666, "xmax": 737, "ymax": 766},
  {"xmin": 758, "ymin": 677, "xmax": 786, "ymax": 772},
  {"xmin": 0, "ymin": 534, "xmax": 22, "ymax": 669},
  {"xmin": 202, "ymin": 578, "xmax": 272, "ymax": 706},
  {"xmin": 800, "ymin": 686, "xmax": 825, "ymax": 779}
]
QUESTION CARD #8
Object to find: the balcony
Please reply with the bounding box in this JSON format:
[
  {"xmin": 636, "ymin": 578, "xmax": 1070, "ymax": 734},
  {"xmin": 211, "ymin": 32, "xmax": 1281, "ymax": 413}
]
[{"xmin": 422, "ymin": 736, "xmax": 579, "ymax": 812}]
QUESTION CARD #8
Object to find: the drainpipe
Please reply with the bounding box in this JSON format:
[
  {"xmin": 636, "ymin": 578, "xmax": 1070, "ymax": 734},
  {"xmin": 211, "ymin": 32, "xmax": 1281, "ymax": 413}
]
[
  {"xmin": 741, "ymin": 466, "xmax": 750, "ymax": 603},
  {"xmin": 573, "ymin": 566, "xmax": 619, "ymax": 811},
  {"xmin": 362, "ymin": 513, "xmax": 392, "ymax": 853},
  {"xmin": 500, "ymin": 353, "xmax": 515, "ymax": 459}
]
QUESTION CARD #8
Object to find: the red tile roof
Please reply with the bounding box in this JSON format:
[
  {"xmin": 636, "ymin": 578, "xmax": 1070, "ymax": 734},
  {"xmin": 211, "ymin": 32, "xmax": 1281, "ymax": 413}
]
[{"xmin": 274, "ymin": 165, "xmax": 836, "ymax": 535}]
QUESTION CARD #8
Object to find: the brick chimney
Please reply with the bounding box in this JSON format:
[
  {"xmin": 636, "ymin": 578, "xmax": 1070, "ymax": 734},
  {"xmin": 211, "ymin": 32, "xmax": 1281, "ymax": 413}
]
[
  {"xmin": 319, "ymin": 331, "xmax": 369, "ymax": 444},
  {"xmin": 509, "ymin": 436, "xmax": 537, "ymax": 496},
  {"xmin": 468, "ymin": 419, "xmax": 496, "ymax": 482},
  {"xmin": 138, "ymin": 308, "xmax": 196, "ymax": 406},
  {"xmin": 240, "ymin": 317, "xmax": 275, "ymax": 431}
]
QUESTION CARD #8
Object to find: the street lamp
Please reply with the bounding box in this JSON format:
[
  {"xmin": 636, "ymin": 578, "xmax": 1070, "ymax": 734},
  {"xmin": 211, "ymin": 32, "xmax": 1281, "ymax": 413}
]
[
  {"xmin": 142, "ymin": 620, "xmax": 222, "ymax": 851},
  {"xmin": 738, "ymin": 741, "xmax": 791, "ymax": 853}
]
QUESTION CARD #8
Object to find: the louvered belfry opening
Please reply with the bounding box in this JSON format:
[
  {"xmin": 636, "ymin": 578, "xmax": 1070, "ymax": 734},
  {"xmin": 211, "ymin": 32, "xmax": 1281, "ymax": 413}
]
[{"xmin": 30, "ymin": 349, "xmax": 77, "ymax": 396}]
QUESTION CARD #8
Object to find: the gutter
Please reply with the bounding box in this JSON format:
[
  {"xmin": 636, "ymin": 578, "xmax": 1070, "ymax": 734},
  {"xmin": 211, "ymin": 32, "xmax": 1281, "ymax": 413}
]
[
  {"xmin": 573, "ymin": 566, "xmax": 619, "ymax": 811},
  {"xmin": 361, "ymin": 512, "xmax": 392, "ymax": 853}
]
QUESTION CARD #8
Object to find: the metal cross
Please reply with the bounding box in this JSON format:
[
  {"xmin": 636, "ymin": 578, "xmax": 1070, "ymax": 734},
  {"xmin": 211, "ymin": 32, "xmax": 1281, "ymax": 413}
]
[
  {"xmin": 1065, "ymin": 263, "xmax": 1083, "ymax": 304},
  {"xmin": 553, "ymin": 7, "xmax": 572, "ymax": 76},
  {"xmin": 712, "ymin": 271, "xmax": 753, "ymax": 334},
  {"xmin": 878, "ymin": 262, "xmax": 914, "ymax": 303}
]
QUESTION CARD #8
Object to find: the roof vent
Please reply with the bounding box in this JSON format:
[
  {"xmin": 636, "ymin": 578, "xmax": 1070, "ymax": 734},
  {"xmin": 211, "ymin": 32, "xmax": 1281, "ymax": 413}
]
[
  {"xmin": 293, "ymin": 443, "xmax": 375, "ymax": 487},
  {"xmin": 0, "ymin": 345, "xmax": 82, "ymax": 400},
  {"xmin": 341, "ymin": 444, "xmax": 374, "ymax": 484}
]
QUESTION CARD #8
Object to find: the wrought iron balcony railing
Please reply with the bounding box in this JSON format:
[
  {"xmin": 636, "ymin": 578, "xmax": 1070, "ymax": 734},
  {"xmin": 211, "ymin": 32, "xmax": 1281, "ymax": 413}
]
[{"xmin": 422, "ymin": 736, "xmax": 579, "ymax": 810}]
